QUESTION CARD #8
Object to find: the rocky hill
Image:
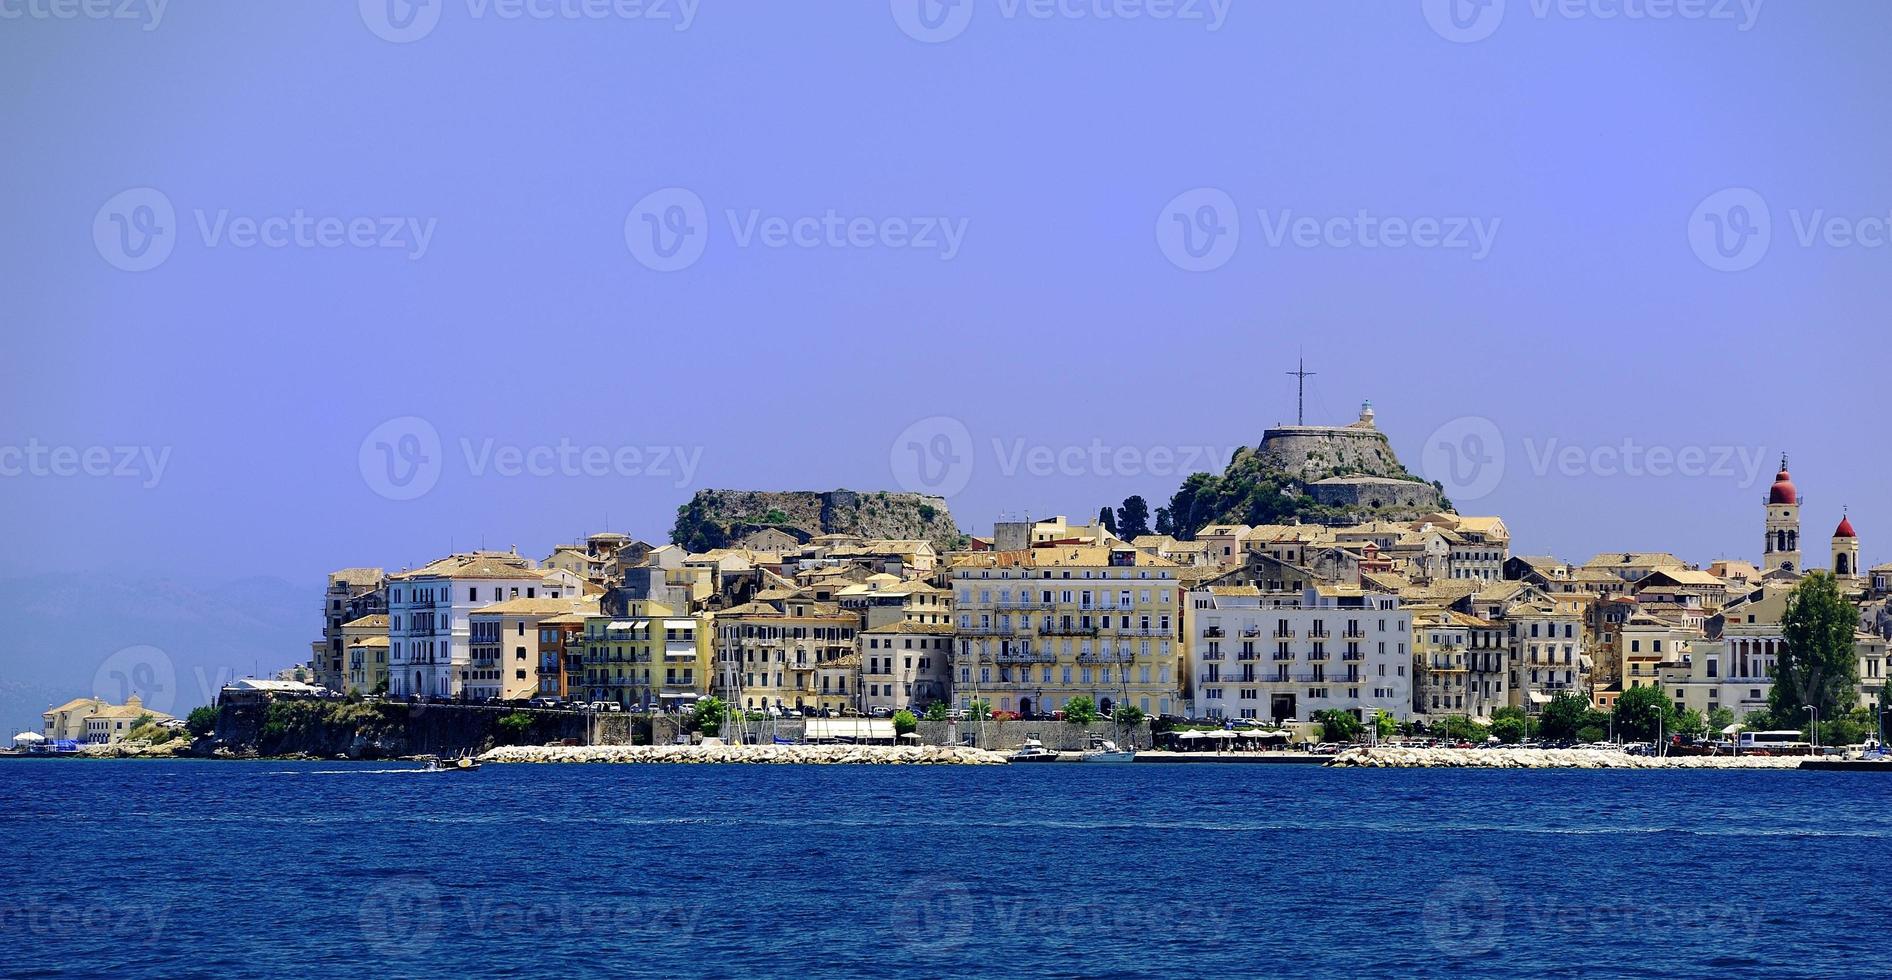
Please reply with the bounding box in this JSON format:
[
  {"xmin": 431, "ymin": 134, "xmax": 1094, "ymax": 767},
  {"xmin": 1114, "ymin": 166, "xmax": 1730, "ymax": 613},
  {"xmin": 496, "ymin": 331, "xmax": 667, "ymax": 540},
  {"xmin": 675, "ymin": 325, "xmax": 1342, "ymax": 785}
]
[
  {"xmin": 671, "ymin": 489, "xmax": 965, "ymax": 551},
  {"xmin": 1155, "ymin": 409, "xmax": 1450, "ymax": 536}
]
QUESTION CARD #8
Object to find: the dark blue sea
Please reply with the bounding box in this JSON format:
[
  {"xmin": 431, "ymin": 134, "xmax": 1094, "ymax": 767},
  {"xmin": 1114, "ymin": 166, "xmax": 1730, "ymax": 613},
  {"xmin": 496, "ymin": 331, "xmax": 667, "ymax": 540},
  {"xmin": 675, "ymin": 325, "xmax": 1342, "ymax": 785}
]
[{"xmin": 3, "ymin": 760, "xmax": 1889, "ymax": 978}]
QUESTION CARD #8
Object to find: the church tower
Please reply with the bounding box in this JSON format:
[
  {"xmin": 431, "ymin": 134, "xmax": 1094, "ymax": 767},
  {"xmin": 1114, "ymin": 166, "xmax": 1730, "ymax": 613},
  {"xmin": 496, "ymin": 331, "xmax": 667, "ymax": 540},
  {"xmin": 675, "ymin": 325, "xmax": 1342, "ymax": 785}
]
[
  {"xmin": 1763, "ymin": 456, "xmax": 1801, "ymax": 573},
  {"xmin": 1833, "ymin": 511, "xmax": 1860, "ymax": 582}
]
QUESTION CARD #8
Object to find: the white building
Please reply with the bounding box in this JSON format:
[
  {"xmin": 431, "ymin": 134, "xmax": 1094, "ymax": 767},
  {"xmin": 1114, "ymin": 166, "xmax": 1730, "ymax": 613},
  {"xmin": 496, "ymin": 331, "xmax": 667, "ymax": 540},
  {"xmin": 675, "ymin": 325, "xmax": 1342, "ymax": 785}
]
[
  {"xmin": 387, "ymin": 552, "xmax": 579, "ymax": 699},
  {"xmin": 1187, "ymin": 584, "xmax": 1412, "ymax": 722}
]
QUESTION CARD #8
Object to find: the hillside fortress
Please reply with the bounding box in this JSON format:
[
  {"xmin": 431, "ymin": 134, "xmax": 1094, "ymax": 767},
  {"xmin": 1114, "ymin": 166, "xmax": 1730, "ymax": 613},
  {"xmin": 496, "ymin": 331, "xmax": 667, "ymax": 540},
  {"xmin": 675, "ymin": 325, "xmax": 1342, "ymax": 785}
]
[{"xmin": 1257, "ymin": 401, "xmax": 1448, "ymax": 514}]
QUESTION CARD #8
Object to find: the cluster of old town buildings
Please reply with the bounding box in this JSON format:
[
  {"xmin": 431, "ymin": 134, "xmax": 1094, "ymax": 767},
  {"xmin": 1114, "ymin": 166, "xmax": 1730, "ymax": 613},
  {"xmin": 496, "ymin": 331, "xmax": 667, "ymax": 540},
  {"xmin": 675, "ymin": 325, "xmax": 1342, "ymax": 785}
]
[{"xmin": 285, "ymin": 456, "xmax": 1892, "ymax": 729}]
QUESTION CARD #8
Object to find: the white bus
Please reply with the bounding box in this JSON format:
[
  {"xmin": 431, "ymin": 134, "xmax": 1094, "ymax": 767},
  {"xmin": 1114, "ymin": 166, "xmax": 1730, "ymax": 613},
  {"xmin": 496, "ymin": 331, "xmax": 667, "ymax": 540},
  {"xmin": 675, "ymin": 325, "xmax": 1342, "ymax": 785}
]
[{"xmin": 1737, "ymin": 730, "xmax": 1810, "ymax": 753}]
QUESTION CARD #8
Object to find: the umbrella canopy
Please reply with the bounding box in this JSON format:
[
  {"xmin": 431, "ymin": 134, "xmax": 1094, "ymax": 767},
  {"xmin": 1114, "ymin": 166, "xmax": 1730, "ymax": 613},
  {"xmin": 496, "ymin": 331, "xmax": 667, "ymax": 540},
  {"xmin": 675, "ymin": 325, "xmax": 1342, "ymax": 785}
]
[
  {"xmin": 12, "ymin": 731, "xmax": 46, "ymax": 745},
  {"xmin": 1175, "ymin": 730, "xmax": 1207, "ymax": 740},
  {"xmin": 899, "ymin": 732, "xmax": 923, "ymax": 741},
  {"xmin": 1205, "ymin": 729, "xmax": 1237, "ymax": 739}
]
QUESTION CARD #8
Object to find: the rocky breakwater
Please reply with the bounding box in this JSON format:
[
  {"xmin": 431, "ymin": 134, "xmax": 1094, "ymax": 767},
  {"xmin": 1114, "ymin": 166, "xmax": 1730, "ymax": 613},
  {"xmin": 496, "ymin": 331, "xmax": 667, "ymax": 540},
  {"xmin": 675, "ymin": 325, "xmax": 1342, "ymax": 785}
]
[
  {"xmin": 1328, "ymin": 747, "xmax": 1803, "ymax": 770},
  {"xmin": 479, "ymin": 743, "xmax": 1010, "ymax": 765}
]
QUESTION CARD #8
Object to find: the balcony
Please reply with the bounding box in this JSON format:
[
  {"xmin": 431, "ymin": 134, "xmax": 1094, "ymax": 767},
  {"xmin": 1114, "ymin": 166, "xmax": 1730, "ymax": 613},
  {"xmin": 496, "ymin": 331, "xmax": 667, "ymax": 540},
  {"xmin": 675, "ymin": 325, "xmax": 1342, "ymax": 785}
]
[
  {"xmin": 1343, "ymin": 628, "xmax": 1365, "ymax": 639},
  {"xmin": 1202, "ymin": 627, "xmax": 1226, "ymax": 638},
  {"xmin": 1040, "ymin": 624, "xmax": 1100, "ymax": 637}
]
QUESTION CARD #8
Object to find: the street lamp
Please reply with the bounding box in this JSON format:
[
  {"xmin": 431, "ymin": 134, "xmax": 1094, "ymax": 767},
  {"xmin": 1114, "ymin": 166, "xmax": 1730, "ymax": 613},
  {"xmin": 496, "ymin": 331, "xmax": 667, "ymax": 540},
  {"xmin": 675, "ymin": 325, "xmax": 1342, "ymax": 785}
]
[{"xmin": 1805, "ymin": 703, "xmax": 1820, "ymax": 756}]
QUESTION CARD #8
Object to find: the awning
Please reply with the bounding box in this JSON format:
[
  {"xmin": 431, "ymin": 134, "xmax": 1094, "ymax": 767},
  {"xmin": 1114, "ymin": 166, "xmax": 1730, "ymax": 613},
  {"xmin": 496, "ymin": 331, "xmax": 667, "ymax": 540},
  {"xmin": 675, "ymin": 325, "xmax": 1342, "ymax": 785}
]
[
  {"xmin": 607, "ymin": 621, "xmax": 637, "ymax": 630},
  {"xmin": 1721, "ymin": 723, "xmax": 1744, "ymax": 735},
  {"xmin": 12, "ymin": 731, "xmax": 46, "ymax": 743},
  {"xmin": 1529, "ymin": 692, "xmax": 1553, "ymax": 704},
  {"xmin": 663, "ymin": 619, "xmax": 694, "ymax": 630},
  {"xmin": 1205, "ymin": 729, "xmax": 1237, "ymax": 738}
]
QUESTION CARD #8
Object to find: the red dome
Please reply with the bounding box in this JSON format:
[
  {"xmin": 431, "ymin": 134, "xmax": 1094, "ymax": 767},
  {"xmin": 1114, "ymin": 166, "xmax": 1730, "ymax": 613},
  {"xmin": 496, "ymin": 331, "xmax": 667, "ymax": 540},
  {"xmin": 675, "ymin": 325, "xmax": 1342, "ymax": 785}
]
[
  {"xmin": 1768, "ymin": 460, "xmax": 1797, "ymax": 504},
  {"xmin": 1835, "ymin": 515, "xmax": 1856, "ymax": 538}
]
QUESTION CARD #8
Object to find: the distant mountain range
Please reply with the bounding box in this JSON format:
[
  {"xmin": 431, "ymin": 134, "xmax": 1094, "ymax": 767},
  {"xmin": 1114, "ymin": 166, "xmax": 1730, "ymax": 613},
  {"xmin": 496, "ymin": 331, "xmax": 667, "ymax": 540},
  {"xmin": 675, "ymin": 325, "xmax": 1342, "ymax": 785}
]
[{"xmin": 0, "ymin": 574, "xmax": 311, "ymax": 736}]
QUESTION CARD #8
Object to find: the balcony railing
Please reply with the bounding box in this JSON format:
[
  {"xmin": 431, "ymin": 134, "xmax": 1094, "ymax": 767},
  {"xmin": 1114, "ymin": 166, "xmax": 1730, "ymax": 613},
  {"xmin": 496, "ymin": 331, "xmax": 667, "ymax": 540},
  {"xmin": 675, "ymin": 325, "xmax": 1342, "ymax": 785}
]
[
  {"xmin": 1202, "ymin": 627, "xmax": 1226, "ymax": 638},
  {"xmin": 1040, "ymin": 624, "xmax": 1100, "ymax": 637}
]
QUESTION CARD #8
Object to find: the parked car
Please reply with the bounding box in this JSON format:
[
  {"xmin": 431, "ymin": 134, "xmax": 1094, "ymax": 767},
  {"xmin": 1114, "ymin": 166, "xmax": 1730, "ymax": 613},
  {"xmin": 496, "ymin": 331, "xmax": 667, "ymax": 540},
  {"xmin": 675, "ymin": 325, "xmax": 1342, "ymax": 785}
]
[
  {"xmin": 529, "ymin": 698, "xmax": 559, "ymax": 709},
  {"xmin": 868, "ymin": 706, "xmax": 892, "ymax": 718},
  {"xmin": 601, "ymin": 702, "xmax": 622, "ymax": 713}
]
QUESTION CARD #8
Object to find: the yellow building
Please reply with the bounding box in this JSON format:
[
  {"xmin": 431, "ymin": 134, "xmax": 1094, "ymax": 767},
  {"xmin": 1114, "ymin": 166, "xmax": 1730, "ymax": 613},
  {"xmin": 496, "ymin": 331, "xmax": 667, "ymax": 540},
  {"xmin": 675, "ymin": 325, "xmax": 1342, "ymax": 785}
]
[
  {"xmin": 341, "ymin": 613, "xmax": 391, "ymax": 694},
  {"xmin": 949, "ymin": 544, "xmax": 1182, "ymax": 719},
  {"xmin": 582, "ymin": 600, "xmax": 713, "ymax": 710},
  {"xmin": 42, "ymin": 697, "xmax": 104, "ymax": 741},
  {"xmin": 77, "ymin": 694, "xmax": 173, "ymax": 744}
]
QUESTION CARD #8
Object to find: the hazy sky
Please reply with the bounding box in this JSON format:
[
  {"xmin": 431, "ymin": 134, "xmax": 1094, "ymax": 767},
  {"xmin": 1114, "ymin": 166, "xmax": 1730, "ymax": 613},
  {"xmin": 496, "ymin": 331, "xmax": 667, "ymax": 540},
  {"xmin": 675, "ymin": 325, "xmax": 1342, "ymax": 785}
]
[{"xmin": 4, "ymin": 0, "xmax": 1890, "ymax": 594}]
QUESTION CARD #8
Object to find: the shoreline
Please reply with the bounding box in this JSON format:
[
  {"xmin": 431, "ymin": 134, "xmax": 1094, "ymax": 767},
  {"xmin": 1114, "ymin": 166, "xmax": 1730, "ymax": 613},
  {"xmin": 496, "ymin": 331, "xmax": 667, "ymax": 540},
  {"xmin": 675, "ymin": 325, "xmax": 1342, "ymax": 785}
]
[{"xmin": 1328, "ymin": 747, "xmax": 1808, "ymax": 769}]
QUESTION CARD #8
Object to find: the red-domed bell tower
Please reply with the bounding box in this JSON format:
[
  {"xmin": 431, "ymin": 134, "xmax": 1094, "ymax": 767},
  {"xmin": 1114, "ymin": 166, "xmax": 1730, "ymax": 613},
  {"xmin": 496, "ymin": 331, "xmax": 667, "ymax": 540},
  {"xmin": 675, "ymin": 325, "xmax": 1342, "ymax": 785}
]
[
  {"xmin": 1833, "ymin": 511, "xmax": 1860, "ymax": 582},
  {"xmin": 1763, "ymin": 455, "xmax": 1801, "ymax": 573}
]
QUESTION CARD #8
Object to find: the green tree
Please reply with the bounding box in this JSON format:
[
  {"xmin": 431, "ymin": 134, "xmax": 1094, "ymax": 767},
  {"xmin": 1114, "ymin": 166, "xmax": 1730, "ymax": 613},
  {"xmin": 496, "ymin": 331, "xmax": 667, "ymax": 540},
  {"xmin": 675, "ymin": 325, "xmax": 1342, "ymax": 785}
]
[
  {"xmin": 1612, "ymin": 684, "xmax": 1674, "ymax": 742},
  {"xmin": 692, "ymin": 696, "xmax": 729, "ymax": 736},
  {"xmin": 1154, "ymin": 507, "xmax": 1174, "ymax": 536},
  {"xmin": 967, "ymin": 699, "xmax": 992, "ymax": 721},
  {"xmin": 892, "ymin": 709, "xmax": 918, "ymax": 737},
  {"xmin": 1491, "ymin": 706, "xmax": 1535, "ymax": 739},
  {"xmin": 496, "ymin": 711, "xmax": 533, "ymax": 738},
  {"xmin": 185, "ymin": 706, "xmax": 218, "ymax": 739},
  {"xmin": 1706, "ymin": 706, "xmax": 1736, "ymax": 735},
  {"xmin": 1314, "ymin": 709, "xmax": 1364, "ymax": 743},
  {"xmin": 1537, "ymin": 690, "xmax": 1597, "ymax": 742},
  {"xmin": 1490, "ymin": 715, "xmax": 1529, "ymax": 744},
  {"xmin": 1063, "ymin": 696, "xmax": 1099, "ymax": 725},
  {"xmin": 923, "ymin": 701, "xmax": 948, "ymax": 722},
  {"xmin": 1372, "ymin": 709, "xmax": 1397, "ymax": 739},
  {"xmin": 1113, "ymin": 704, "xmax": 1146, "ymax": 728},
  {"xmin": 1435, "ymin": 715, "xmax": 1490, "ymax": 743},
  {"xmin": 1115, "ymin": 496, "xmax": 1152, "ymax": 540},
  {"xmin": 1672, "ymin": 708, "xmax": 1708, "ymax": 739},
  {"xmin": 1098, "ymin": 507, "xmax": 1118, "ymax": 536},
  {"xmin": 1770, "ymin": 572, "xmax": 1860, "ymax": 725}
]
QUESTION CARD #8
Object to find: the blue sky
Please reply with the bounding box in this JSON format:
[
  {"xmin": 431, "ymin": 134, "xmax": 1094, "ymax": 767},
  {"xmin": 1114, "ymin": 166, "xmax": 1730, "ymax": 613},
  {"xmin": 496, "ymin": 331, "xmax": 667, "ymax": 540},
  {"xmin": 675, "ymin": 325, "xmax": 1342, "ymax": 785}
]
[{"xmin": 4, "ymin": 0, "xmax": 1890, "ymax": 600}]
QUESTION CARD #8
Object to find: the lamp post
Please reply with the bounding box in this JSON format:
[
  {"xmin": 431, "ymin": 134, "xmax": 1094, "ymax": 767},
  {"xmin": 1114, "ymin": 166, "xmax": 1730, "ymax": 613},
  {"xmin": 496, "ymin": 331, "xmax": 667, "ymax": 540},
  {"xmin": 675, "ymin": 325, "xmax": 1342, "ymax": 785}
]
[{"xmin": 1805, "ymin": 703, "xmax": 1820, "ymax": 756}]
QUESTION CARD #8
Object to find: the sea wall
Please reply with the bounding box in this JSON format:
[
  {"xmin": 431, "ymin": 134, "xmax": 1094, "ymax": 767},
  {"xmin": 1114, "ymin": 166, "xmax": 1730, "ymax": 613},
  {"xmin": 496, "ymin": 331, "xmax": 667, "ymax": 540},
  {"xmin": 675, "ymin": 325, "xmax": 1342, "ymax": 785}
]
[
  {"xmin": 479, "ymin": 743, "xmax": 1008, "ymax": 765},
  {"xmin": 1328, "ymin": 747, "xmax": 1802, "ymax": 769}
]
